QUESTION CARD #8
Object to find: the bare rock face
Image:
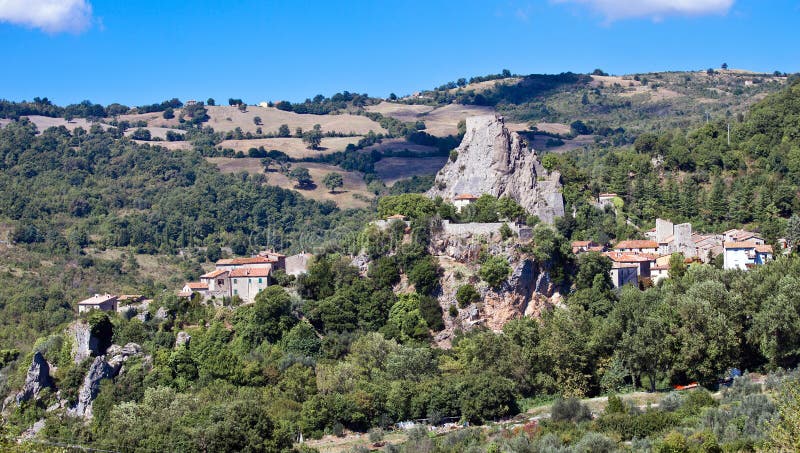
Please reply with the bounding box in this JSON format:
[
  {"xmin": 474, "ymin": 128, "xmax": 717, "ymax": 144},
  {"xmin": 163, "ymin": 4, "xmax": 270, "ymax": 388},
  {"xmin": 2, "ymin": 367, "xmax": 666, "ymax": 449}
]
[
  {"xmin": 69, "ymin": 343, "xmax": 143, "ymax": 419},
  {"xmin": 70, "ymin": 357, "xmax": 115, "ymax": 419},
  {"xmin": 68, "ymin": 321, "xmax": 101, "ymax": 364},
  {"xmin": 15, "ymin": 352, "xmax": 54, "ymax": 404},
  {"xmin": 427, "ymin": 115, "xmax": 564, "ymax": 224}
]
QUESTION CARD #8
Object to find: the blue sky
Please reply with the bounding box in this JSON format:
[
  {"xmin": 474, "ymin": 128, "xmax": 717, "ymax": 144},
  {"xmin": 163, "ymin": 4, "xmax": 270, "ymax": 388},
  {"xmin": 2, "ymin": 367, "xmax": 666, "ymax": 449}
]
[{"xmin": 1, "ymin": 0, "xmax": 798, "ymax": 106}]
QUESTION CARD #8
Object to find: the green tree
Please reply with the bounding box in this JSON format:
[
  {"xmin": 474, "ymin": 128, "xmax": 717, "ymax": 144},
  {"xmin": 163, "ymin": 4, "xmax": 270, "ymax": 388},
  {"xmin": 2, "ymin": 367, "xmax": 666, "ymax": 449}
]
[
  {"xmin": 303, "ymin": 124, "xmax": 323, "ymax": 150},
  {"xmin": 575, "ymin": 252, "xmax": 613, "ymax": 291},
  {"xmin": 277, "ymin": 124, "xmax": 291, "ymax": 137},
  {"xmin": 479, "ymin": 256, "xmax": 511, "ymax": 288},
  {"xmin": 289, "ymin": 167, "xmax": 313, "ymax": 188},
  {"xmin": 322, "ymin": 172, "xmax": 344, "ymax": 193}
]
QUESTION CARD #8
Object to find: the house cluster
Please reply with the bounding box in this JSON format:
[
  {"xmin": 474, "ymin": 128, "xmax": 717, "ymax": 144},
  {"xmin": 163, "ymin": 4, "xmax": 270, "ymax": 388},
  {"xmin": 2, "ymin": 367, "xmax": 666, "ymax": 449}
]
[
  {"xmin": 179, "ymin": 251, "xmax": 312, "ymax": 304},
  {"xmin": 77, "ymin": 294, "xmax": 149, "ymax": 314},
  {"xmin": 573, "ymin": 218, "xmax": 776, "ymax": 289}
]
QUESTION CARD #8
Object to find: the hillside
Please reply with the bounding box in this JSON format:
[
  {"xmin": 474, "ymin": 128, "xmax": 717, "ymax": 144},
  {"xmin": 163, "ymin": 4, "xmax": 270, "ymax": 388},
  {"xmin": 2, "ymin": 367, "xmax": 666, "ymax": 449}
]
[{"xmin": 1, "ymin": 70, "xmax": 800, "ymax": 452}]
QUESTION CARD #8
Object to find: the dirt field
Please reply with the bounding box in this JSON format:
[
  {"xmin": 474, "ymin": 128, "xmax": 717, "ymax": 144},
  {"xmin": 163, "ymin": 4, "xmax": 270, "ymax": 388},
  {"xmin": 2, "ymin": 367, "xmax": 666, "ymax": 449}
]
[
  {"xmin": 530, "ymin": 134, "xmax": 596, "ymax": 153},
  {"xmin": 375, "ymin": 156, "xmax": 447, "ymax": 185},
  {"xmin": 367, "ymin": 102, "xmax": 500, "ymax": 137},
  {"xmin": 361, "ymin": 138, "xmax": 439, "ymax": 155},
  {"xmin": 204, "ymin": 106, "xmax": 387, "ymax": 135},
  {"xmin": 217, "ymin": 136, "xmax": 362, "ymax": 158},
  {"xmin": 20, "ymin": 115, "xmax": 105, "ymax": 133},
  {"xmin": 418, "ymin": 104, "xmax": 496, "ymax": 136},
  {"xmin": 132, "ymin": 140, "xmax": 192, "ymax": 150},
  {"xmin": 113, "ymin": 111, "xmax": 181, "ymax": 128},
  {"xmin": 207, "ymin": 158, "xmax": 372, "ymax": 209},
  {"xmin": 365, "ymin": 102, "xmax": 435, "ymax": 122}
]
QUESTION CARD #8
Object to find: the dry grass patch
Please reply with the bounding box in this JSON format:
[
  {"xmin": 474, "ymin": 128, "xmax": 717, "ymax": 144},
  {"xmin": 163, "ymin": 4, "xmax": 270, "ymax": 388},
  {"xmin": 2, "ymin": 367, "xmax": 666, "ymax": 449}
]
[
  {"xmin": 361, "ymin": 138, "xmax": 438, "ymax": 155},
  {"xmin": 218, "ymin": 136, "xmax": 361, "ymax": 158},
  {"xmin": 375, "ymin": 156, "xmax": 447, "ymax": 185},
  {"xmin": 113, "ymin": 111, "xmax": 182, "ymax": 128},
  {"xmin": 419, "ymin": 104, "xmax": 496, "ymax": 137},
  {"xmin": 365, "ymin": 102, "xmax": 434, "ymax": 122},
  {"xmin": 205, "ymin": 106, "xmax": 386, "ymax": 135},
  {"xmin": 124, "ymin": 126, "xmax": 184, "ymax": 140},
  {"xmin": 207, "ymin": 158, "xmax": 372, "ymax": 209}
]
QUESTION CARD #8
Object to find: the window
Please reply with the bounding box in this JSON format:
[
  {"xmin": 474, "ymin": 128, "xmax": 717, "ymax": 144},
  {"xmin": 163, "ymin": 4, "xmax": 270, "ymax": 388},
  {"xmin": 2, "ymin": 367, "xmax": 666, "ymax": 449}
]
[
  {"xmin": 234, "ymin": 289, "xmax": 238, "ymax": 295},
  {"xmin": 217, "ymin": 279, "xmax": 224, "ymax": 285},
  {"xmin": 233, "ymin": 279, "xmax": 237, "ymax": 284},
  {"xmin": 258, "ymin": 278, "xmax": 262, "ymax": 284}
]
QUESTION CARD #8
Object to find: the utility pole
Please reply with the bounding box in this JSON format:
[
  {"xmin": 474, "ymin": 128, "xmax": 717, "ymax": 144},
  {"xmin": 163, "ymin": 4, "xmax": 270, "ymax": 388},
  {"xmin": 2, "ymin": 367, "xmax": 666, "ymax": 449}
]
[{"xmin": 727, "ymin": 123, "xmax": 731, "ymax": 146}]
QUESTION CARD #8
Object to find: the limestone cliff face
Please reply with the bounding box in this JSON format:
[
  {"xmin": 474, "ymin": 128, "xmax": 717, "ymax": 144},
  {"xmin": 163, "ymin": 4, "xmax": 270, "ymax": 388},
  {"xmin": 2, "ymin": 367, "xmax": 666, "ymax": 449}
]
[{"xmin": 427, "ymin": 115, "xmax": 565, "ymax": 224}]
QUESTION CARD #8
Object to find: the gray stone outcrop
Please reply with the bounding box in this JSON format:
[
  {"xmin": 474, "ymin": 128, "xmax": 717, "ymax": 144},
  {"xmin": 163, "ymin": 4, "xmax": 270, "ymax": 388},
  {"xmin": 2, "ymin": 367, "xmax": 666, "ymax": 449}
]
[
  {"xmin": 69, "ymin": 321, "xmax": 100, "ymax": 364},
  {"xmin": 69, "ymin": 343, "xmax": 143, "ymax": 419},
  {"xmin": 15, "ymin": 352, "xmax": 54, "ymax": 404},
  {"xmin": 175, "ymin": 331, "xmax": 191, "ymax": 348},
  {"xmin": 427, "ymin": 115, "xmax": 564, "ymax": 224}
]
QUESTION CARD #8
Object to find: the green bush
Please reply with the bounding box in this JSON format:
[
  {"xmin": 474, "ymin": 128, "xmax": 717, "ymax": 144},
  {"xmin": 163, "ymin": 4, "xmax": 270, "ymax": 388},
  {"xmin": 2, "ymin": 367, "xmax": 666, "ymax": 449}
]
[
  {"xmin": 478, "ymin": 256, "xmax": 511, "ymax": 288},
  {"xmin": 596, "ymin": 409, "xmax": 680, "ymax": 440},
  {"xmin": 551, "ymin": 397, "xmax": 592, "ymax": 423},
  {"xmin": 456, "ymin": 284, "xmax": 480, "ymax": 308}
]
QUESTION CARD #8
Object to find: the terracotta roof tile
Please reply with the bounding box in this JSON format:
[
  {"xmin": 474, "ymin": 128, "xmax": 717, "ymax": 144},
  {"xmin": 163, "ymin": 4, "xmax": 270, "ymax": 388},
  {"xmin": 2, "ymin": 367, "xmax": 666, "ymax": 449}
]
[
  {"xmin": 454, "ymin": 193, "xmax": 479, "ymax": 200},
  {"xmin": 186, "ymin": 282, "xmax": 208, "ymax": 290},
  {"xmin": 724, "ymin": 241, "xmax": 760, "ymax": 250},
  {"xmin": 614, "ymin": 240, "xmax": 659, "ymax": 250},
  {"xmin": 200, "ymin": 269, "xmax": 228, "ymax": 279},
  {"xmin": 229, "ymin": 266, "xmax": 272, "ymax": 277}
]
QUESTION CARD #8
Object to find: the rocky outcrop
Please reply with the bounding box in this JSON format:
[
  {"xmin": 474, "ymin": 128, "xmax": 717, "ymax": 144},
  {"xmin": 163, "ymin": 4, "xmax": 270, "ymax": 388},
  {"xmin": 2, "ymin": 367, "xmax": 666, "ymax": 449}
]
[
  {"xmin": 70, "ymin": 357, "xmax": 114, "ymax": 419},
  {"xmin": 427, "ymin": 115, "xmax": 564, "ymax": 224},
  {"xmin": 15, "ymin": 352, "xmax": 54, "ymax": 404},
  {"xmin": 175, "ymin": 331, "xmax": 191, "ymax": 348},
  {"xmin": 69, "ymin": 343, "xmax": 143, "ymax": 419},
  {"xmin": 68, "ymin": 321, "xmax": 101, "ymax": 364}
]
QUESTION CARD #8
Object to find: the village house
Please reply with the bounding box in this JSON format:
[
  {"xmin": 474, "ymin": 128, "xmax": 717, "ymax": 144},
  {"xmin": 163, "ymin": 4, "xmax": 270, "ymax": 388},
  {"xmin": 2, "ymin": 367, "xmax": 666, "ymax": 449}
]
[
  {"xmin": 571, "ymin": 240, "xmax": 604, "ymax": 255},
  {"xmin": 610, "ymin": 262, "xmax": 639, "ymax": 288},
  {"xmin": 605, "ymin": 251, "xmax": 656, "ymax": 279},
  {"xmin": 453, "ymin": 193, "xmax": 479, "ymax": 213},
  {"xmin": 723, "ymin": 229, "xmax": 765, "ymax": 245},
  {"xmin": 372, "ymin": 214, "xmax": 410, "ymax": 231},
  {"xmin": 77, "ymin": 294, "xmax": 118, "ymax": 314},
  {"xmin": 180, "ymin": 250, "xmax": 306, "ymax": 304},
  {"xmin": 650, "ymin": 265, "xmax": 670, "ymax": 284},
  {"xmin": 613, "ymin": 240, "xmax": 659, "ymax": 254},
  {"xmin": 723, "ymin": 242, "xmax": 774, "ymax": 270}
]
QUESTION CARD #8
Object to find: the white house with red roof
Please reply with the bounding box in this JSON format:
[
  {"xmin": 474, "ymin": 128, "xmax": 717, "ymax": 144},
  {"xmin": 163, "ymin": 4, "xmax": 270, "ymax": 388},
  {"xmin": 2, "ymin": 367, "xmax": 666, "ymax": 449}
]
[{"xmin": 453, "ymin": 193, "xmax": 479, "ymax": 212}]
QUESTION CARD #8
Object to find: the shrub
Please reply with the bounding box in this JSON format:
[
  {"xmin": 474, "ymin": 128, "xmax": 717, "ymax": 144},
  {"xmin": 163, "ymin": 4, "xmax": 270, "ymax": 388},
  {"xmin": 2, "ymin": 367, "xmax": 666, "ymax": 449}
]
[
  {"xmin": 660, "ymin": 392, "xmax": 684, "ymax": 412},
  {"xmin": 499, "ymin": 222, "xmax": 513, "ymax": 240},
  {"xmin": 605, "ymin": 394, "xmax": 626, "ymax": 414},
  {"xmin": 574, "ymin": 432, "xmax": 618, "ymax": 453},
  {"xmin": 449, "ymin": 150, "xmax": 458, "ymax": 162},
  {"xmin": 448, "ymin": 304, "xmax": 458, "ymax": 317},
  {"xmin": 368, "ymin": 427, "xmax": 384, "ymax": 443},
  {"xmin": 596, "ymin": 410, "xmax": 679, "ymax": 440},
  {"xmin": 456, "ymin": 284, "xmax": 480, "ymax": 308},
  {"xmin": 478, "ymin": 256, "xmax": 511, "ymax": 288},
  {"xmin": 551, "ymin": 397, "xmax": 592, "ymax": 423}
]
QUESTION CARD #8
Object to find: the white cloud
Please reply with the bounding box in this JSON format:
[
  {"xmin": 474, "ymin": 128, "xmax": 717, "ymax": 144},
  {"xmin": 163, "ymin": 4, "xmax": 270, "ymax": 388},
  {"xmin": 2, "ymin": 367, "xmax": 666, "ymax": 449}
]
[
  {"xmin": 0, "ymin": 0, "xmax": 93, "ymax": 33},
  {"xmin": 553, "ymin": 0, "xmax": 734, "ymax": 21}
]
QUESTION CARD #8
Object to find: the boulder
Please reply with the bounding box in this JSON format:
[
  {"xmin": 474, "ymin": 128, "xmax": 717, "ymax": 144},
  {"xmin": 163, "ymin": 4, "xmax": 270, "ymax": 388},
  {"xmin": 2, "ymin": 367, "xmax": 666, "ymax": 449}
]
[
  {"xmin": 175, "ymin": 331, "xmax": 191, "ymax": 348},
  {"xmin": 15, "ymin": 352, "xmax": 54, "ymax": 404},
  {"xmin": 427, "ymin": 115, "xmax": 564, "ymax": 224}
]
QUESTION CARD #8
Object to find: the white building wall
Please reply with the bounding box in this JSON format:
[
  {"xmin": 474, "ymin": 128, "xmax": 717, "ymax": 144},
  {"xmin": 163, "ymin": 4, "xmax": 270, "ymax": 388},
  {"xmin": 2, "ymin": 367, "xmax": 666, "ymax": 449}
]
[
  {"xmin": 724, "ymin": 249, "xmax": 752, "ymax": 270},
  {"xmin": 231, "ymin": 276, "xmax": 269, "ymax": 303}
]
